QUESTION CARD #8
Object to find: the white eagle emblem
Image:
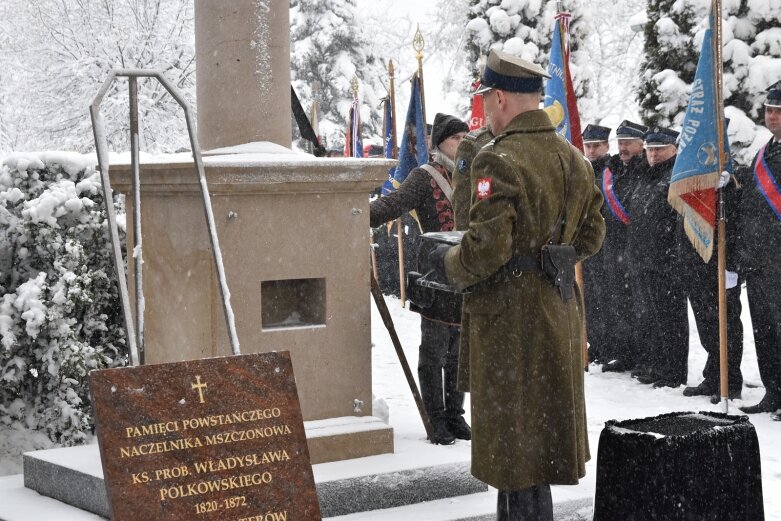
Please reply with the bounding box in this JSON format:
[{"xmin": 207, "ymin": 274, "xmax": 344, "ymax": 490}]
[{"xmin": 476, "ymin": 178, "xmax": 492, "ymax": 200}]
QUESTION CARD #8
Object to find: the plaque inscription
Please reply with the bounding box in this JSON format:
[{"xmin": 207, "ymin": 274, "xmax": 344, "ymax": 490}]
[{"xmin": 90, "ymin": 352, "xmax": 321, "ymax": 521}]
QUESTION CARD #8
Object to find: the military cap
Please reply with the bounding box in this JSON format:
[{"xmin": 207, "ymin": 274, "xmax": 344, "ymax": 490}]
[
  {"xmin": 474, "ymin": 49, "xmax": 550, "ymax": 94},
  {"xmin": 643, "ymin": 126, "xmax": 679, "ymax": 147},
  {"xmin": 615, "ymin": 120, "xmax": 648, "ymax": 140},
  {"xmin": 582, "ymin": 124, "xmax": 611, "ymax": 143},
  {"xmin": 764, "ymin": 81, "xmax": 781, "ymax": 108}
]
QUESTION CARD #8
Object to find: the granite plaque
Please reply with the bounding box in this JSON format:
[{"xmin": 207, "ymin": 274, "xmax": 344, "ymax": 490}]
[{"xmin": 90, "ymin": 351, "xmax": 321, "ymax": 521}]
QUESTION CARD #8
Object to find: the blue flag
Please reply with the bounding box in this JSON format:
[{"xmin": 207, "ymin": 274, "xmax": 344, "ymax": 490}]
[
  {"xmin": 543, "ymin": 13, "xmax": 582, "ymax": 148},
  {"xmin": 669, "ymin": 1, "xmax": 729, "ymax": 262},
  {"xmin": 544, "ymin": 17, "xmax": 570, "ymax": 140},
  {"xmin": 381, "ymin": 73, "xmax": 427, "ymax": 196}
]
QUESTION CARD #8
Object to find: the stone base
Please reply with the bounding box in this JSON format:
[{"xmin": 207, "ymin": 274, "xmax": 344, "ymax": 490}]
[
  {"xmin": 305, "ymin": 416, "xmax": 393, "ymax": 464},
  {"xmin": 1, "ymin": 477, "xmax": 594, "ymax": 521},
  {"xmin": 22, "ymin": 421, "xmax": 485, "ymax": 519}
]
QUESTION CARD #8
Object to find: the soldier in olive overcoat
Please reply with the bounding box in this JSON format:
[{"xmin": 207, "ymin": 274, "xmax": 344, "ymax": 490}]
[
  {"xmin": 451, "ymin": 125, "xmax": 493, "ymax": 394},
  {"xmin": 430, "ymin": 49, "xmax": 605, "ymax": 521}
]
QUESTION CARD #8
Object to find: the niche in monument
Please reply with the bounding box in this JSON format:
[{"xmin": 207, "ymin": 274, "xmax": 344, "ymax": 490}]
[{"xmin": 261, "ymin": 278, "xmax": 326, "ymax": 330}]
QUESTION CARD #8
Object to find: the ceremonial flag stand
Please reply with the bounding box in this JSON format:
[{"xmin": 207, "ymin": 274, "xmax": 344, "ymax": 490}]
[
  {"xmin": 394, "ymin": 24, "xmax": 430, "ymax": 305},
  {"xmin": 668, "ymin": 0, "xmax": 731, "ymax": 412}
]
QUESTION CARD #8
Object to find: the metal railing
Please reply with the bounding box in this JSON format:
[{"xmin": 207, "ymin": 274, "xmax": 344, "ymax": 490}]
[{"xmin": 90, "ymin": 69, "xmax": 241, "ymax": 366}]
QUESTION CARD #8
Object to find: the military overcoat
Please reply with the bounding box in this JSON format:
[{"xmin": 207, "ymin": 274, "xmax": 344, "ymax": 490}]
[
  {"xmin": 451, "ymin": 127, "xmax": 494, "ymax": 392},
  {"xmin": 444, "ymin": 110, "xmax": 605, "ymax": 490}
]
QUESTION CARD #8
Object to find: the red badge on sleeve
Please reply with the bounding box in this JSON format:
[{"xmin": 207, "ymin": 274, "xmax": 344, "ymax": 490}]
[{"xmin": 476, "ymin": 177, "xmax": 493, "ymax": 200}]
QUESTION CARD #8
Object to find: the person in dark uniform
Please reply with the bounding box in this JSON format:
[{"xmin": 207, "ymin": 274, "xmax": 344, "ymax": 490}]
[
  {"xmin": 582, "ymin": 124, "xmax": 611, "ymax": 167},
  {"xmin": 627, "ymin": 127, "xmax": 689, "ymax": 388},
  {"xmin": 681, "ymin": 160, "xmax": 744, "ymax": 402},
  {"xmin": 734, "ymin": 81, "xmax": 781, "ymax": 417},
  {"xmin": 616, "ymin": 120, "xmax": 648, "ymax": 170},
  {"xmin": 370, "ymin": 112, "xmax": 469, "ymax": 444},
  {"xmin": 603, "ymin": 120, "xmax": 648, "ymax": 372},
  {"xmin": 430, "ymin": 49, "xmax": 605, "ymax": 521},
  {"xmin": 581, "ymin": 124, "xmax": 621, "ymax": 368}
]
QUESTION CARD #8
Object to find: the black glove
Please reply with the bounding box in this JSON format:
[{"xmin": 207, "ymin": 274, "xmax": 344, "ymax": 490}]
[{"xmin": 427, "ymin": 244, "xmax": 452, "ymax": 284}]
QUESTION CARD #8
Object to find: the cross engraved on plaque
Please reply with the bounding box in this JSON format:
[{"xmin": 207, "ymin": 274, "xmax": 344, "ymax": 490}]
[{"xmin": 191, "ymin": 375, "xmax": 207, "ymax": 403}]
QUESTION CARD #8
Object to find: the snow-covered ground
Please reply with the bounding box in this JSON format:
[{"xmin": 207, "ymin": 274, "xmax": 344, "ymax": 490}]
[
  {"xmin": 0, "ymin": 285, "xmax": 778, "ymax": 519},
  {"xmin": 368, "ymin": 287, "xmax": 780, "ymax": 519}
]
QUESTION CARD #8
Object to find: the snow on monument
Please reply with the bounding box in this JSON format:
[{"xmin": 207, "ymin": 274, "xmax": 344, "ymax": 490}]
[{"xmin": 108, "ymin": 0, "xmax": 395, "ymax": 463}]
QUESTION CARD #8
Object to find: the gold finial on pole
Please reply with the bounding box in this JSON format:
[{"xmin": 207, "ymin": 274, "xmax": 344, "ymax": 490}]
[
  {"xmin": 350, "ymin": 75, "xmax": 360, "ymax": 99},
  {"xmin": 413, "ymin": 23, "xmax": 425, "ymax": 62},
  {"xmin": 412, "ymin": 24, "xmax": 428, "ymax": 138}
]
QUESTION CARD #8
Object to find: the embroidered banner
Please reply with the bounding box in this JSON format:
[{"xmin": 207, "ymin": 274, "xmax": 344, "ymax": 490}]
[{"xmin": 668, "ymin": 0, "xmax": 728, "ymax": 263}]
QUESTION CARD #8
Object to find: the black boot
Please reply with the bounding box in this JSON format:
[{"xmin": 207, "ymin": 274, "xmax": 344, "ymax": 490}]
[
  {"xmin": 444, "ymin": 364, "xmax": 471, "ymax": 440},
  {"xmin": 683, "ymin": 380, "xmax": 717, "ymax": 397},
  {"xmin": 497, "ymin": 485, "xmax": 553, "ymax": 521},
  {"xmin": 739, "ymin": 392, "xmax": 781, "ymax": 414},
  {"xmin": 418, "ymin": 366, "xmax": 455, "ymax": 445}
]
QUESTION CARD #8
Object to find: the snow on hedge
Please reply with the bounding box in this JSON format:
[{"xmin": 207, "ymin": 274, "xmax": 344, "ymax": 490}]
[{"xmin": 0, "ymin": 152, "xmax": 127, "ymax": 445}]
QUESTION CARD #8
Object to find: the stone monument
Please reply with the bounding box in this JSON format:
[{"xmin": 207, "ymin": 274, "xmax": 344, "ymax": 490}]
[{"xmin": 109, "ymin": 0, "xmax": 395, "ymax": 464}]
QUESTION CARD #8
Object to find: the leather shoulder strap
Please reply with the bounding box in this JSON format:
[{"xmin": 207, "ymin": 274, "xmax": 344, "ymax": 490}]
[
  {"xmin": 420, "ymin": 164, "xmax": 453, "ymax": 202},
  {"xmin": 546, "ymin": 144, "xmax": 579, "ymax": 244}
]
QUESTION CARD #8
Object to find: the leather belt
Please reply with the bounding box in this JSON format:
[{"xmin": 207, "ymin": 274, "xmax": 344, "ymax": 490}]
[{"xmin": 503, "ymin": 255, "xmax": 542, "ymax": 276}]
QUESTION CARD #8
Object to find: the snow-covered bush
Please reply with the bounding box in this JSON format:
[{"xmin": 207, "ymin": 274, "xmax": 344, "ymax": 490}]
[{"xmin": 0, "ymin": 153, "xmax": 127, "ymax": 445}]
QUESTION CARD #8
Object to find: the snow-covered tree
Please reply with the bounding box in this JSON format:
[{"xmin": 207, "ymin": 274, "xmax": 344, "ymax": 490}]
[
  {"xmin": 291, "ymin": 0, "xmax": 386, "ymax": 151},
  {"xmin": 0, "ymin": 0, "xmax": 195, "ymax": 154},
  {"xmin": 638, "ymin": 0, "xmax": 703, "ymax": 128},
  {"xmin": 638, "ymin": 0, "xmax": 781, "ymax": 163},
  {"xmin": 430, "ymin": 0, "xmax": 475, "ymax": 118},
  {"xmin": 465, "ymin": 0, "xmax": 545, "ymax": 67},
  {"xmin": 722, "ymin": 0, "xmax": 781, "ymax": 163},
  {"xmin": 463, "ymin": 0, "xmax": 596, "ymax": 123},
  {"xmin": 582, "ymin": 0, "xmax": 646, "ymax": 125},
  {"xmin": 0, "ymin": 153, "xmax": 127, "ymax": 445}
]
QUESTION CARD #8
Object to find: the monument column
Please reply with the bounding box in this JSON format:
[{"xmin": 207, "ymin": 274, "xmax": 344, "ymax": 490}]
[{"xmin": 194, "ymin": 0, "xmax": 291, "ymax": 149}]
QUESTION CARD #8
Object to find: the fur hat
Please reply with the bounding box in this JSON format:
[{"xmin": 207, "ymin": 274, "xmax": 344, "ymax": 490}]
[{"xmin": 431, "ymin": 113, "xmax": 469, "ymax": 149}]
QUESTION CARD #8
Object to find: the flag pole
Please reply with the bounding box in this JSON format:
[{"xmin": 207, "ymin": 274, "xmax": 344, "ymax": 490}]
[
  {"xmin": 397, "ymin": 28, "xmax": 428, "ymax": 307},
  {"xmin": 351, "ymin": 75, "xmax": 360, "ymax": 157},
  {"xmin": 413, "ymin": 24, "xmax": 428, "ymax": 136},
  {"xmin": 375, "ymin": 61, "xmax": 399, "ymax": 283},
  {"xmin": 713, "ymin": 0, "xmax": 729, "ymax": 413},
  {"xmin": 389, "ymin": 60, "xmax": 399, "ymax": 159},
  {"xmin": 373, "ymin": 95, "xmax": 386, "ymax": 282},
  {"xmin": 553, "ymin": 1, "xmax": 589, "ymax": 369}
]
